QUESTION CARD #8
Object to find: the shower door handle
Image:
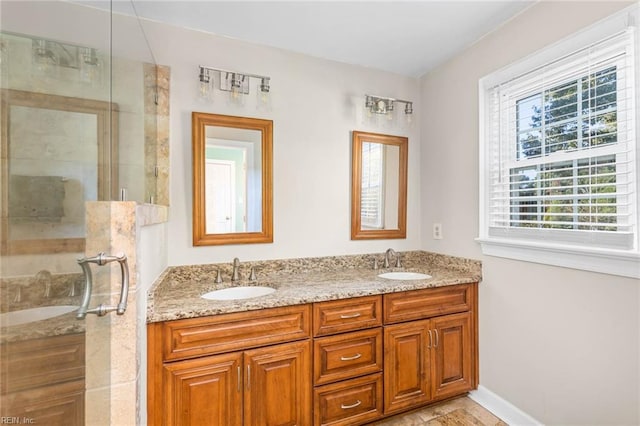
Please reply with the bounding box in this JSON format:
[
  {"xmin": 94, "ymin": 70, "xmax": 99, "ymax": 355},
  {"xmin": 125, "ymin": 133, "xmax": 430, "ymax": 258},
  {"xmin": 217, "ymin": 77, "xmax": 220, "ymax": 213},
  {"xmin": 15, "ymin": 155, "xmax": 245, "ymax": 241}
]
[{"xmin": 77, "ymin": 252, "xmax": 129, "ymax": 319}]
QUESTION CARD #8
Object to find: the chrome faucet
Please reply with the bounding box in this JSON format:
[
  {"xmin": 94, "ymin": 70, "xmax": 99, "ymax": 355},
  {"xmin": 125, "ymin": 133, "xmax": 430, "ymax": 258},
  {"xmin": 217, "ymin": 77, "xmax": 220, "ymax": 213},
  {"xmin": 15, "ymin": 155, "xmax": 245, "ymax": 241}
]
[
  {"xmin": 383, "ymin": 248, "xmax": 402, "ymax": 268},
  {"xmin": 383, "ymin": 249, "xmax": 396, "ymax": 268},
  {"xmin": 35, "ymin": 270, "xmax": 53, "ymax": 298},
  {"xmin": 231, "ymin": 258, "xmax": 241, "ymax": 281},
  {"xmin": 13, "ymin": 283, "xmax": 25, "ymax": 303}
]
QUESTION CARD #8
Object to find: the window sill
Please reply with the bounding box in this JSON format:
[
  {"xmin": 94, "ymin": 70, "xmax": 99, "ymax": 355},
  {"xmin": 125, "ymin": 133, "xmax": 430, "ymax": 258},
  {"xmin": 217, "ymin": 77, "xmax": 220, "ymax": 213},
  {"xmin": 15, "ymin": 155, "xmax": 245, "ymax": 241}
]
[{"xmin": 476, "ymin": 237, "xmax": 639, "ymax": 278}]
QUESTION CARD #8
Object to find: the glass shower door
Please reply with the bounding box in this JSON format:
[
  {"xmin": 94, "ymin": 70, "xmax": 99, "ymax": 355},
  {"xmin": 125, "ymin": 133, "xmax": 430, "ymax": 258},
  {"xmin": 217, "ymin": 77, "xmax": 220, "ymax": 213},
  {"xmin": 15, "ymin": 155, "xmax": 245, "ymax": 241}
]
[{"xmin": 0, "ymin": 3, "xmax": 114, "ymax": 424}]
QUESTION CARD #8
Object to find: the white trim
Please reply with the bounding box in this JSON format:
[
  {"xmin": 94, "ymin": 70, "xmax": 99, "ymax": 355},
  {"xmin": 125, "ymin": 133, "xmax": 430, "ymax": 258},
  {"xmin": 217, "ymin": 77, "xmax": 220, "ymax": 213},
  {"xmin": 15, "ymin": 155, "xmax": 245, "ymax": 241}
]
[
  {"xmin": 469, "ymin": 385, "xmax": 544, "ymax": 426},
  {"xmin": 477, "ymin": 237, "xmax": 640, "ymax": 278},
  {"xmin": 478, "ymin": 5, "xmax": 640, "ymax": 275},
  {"xmin": 480, "ymin": 7, "xmax": 635, "ymax": 89}
]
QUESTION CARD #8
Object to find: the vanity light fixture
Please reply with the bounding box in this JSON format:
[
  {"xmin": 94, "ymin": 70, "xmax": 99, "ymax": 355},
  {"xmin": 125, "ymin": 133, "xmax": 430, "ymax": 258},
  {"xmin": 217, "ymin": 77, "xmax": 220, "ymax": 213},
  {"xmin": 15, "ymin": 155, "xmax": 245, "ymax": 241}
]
[
  {"xmin": 198, "ymin": 65, "xmax": 271, "ymax": 106},
  {"xmin": 365, "ymin": 94, "xmax": 413, "ymax": 119},
  {"xmin": 31, "ymin": 38, "xmax": 101, "ymax": 83}
]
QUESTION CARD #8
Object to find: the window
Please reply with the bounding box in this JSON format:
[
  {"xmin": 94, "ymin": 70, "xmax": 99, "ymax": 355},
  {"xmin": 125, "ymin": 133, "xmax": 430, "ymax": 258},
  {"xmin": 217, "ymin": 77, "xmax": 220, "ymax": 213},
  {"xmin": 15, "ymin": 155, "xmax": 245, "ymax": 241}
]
[
  {"xmin": 361, "ymin": 142, "xmax": 385, "ymax": 229},
  {"xmin": 479, "ymin": 11, "xmax": 639, "ymax": 278}
]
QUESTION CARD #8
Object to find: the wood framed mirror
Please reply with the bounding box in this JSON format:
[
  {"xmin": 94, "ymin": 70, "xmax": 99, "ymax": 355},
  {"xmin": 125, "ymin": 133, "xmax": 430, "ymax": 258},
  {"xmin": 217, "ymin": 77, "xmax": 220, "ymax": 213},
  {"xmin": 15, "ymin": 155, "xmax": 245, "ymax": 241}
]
[
  {"xmin": 1, "ymin": 89, "xmax": 118, "ymax": 255},
  {"xmin": 192, "ymin": 112, "xmax": 273, "ymax": 246},
  {"xmin": 351, "ymin": 131, "xmax": 407, "ymax": 240}
]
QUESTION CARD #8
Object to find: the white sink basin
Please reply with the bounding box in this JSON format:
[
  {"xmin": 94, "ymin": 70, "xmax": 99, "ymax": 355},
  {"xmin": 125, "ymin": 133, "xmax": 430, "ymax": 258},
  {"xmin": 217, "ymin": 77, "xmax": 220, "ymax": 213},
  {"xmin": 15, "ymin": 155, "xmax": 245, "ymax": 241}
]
[
  {"xmin": 0, "ymin": 305, "xmax": 78, "ymax": 327},
  {"xmin": 201, "ymin": 286, "xmax": 276, "ymax": 301},
  {"xmin": 378, "ymin": 272, "xmax": 432, "ymax": 281}
]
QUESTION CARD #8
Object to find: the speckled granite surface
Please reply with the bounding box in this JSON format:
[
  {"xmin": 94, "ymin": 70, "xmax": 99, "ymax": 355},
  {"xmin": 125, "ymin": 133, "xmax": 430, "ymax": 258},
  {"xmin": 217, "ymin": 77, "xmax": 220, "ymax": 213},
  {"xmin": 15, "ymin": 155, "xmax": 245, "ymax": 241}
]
[
  {"xmin": 0, "ymin": 310, "xmax": 84, "ymax": 343},
  {"xmin": 1, "ymin": 273, "xmax": 85, "ymax": 343},
  {"xmin": 148, "ymin": 251, "xmax": 481, "ymax": 323}
]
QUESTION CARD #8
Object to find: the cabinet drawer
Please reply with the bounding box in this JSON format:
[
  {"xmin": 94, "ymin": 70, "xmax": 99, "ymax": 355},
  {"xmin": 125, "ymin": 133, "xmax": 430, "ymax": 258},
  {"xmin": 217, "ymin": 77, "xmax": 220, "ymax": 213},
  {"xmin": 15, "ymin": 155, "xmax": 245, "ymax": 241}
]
[
  {"xmin": 1, "ymin": 379, "xmax": 84, "ymax": 426},
  {"xmin": 314, "ymin": 328, "xmax": 382, "ymax": 385},
  {"xmin": 161, "ymin": 305, "xmax": 311, "ymax": 361},
  {"xmin": 314, "ymin": 373, "xmax": 382, "ymax": 426},
  {"xmin": 384, "ymin": 284, "xmax": 472, "ymax": 324},
  {"xmin": 313, "ymin": 296, "xmax": 382, "ymax": 336},
  {"xmin": 1, "ymin": 333, "xmax": 85, "ymax": 394}
]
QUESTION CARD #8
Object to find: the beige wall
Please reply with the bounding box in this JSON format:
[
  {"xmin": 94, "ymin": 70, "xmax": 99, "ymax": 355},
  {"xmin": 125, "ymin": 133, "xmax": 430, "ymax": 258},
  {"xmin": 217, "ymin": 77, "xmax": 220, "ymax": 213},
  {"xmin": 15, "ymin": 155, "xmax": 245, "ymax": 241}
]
[
  {"xmin": 136, "ymin": 20, "xmax": 422, "ymax": 265},
  {"xmin": 420, "ymin": 1, "xmax": 639, "ymax": 424}
]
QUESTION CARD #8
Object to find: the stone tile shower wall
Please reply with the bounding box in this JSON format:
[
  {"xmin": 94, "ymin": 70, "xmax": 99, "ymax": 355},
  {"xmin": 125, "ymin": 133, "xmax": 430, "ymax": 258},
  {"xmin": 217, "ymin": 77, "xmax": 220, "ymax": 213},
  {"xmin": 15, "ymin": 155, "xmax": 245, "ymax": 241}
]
[{"xmin": 144, "ymin": 63, "xmax": 170, "ymax": 206}]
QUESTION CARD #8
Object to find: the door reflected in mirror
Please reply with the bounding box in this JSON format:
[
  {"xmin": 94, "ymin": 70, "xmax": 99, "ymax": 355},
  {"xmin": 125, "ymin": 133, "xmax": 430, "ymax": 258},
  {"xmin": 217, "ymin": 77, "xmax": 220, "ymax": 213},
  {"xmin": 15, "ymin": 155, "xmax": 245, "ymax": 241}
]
[
  {"xmin": 351, "ymin": 131, "xmax": 407, "ymax": 240},
  {"xmin": 204, "ymin": 127, "xmax": 262, "ymax": 234},
  {"xmin": 192, "ymin": 113, "xmax": 273, "ymax": 246}
]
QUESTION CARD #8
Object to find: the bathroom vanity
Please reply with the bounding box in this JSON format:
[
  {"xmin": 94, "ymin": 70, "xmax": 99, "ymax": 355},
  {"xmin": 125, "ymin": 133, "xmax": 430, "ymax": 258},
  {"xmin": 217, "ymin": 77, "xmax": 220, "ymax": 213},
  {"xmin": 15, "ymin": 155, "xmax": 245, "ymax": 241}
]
[
  {"xmin": 0, "ymin": 332, "xmax": 85, "ymax": 425},
  {"xmin": 147, "ymin": 251, "xmax": 479, "ymax": 425}
]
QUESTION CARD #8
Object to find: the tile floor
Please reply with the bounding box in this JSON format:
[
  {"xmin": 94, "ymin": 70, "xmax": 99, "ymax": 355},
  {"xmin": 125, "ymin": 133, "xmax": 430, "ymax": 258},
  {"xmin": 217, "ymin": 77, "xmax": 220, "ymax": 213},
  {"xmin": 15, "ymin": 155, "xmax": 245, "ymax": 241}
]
[{"xmin": 369, "ymin": 396, "xmax": 507, "ymax": 425}]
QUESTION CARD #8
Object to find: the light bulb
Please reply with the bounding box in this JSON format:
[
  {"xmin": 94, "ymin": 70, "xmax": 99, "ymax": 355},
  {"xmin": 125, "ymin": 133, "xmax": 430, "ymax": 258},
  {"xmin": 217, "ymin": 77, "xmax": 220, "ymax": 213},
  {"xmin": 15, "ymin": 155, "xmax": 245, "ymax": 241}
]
[
  {"xmin": 198, "ymin": 67, "xmax": 212, "ymax": 100},
  {"xmin": 80, "ymin": 48, "xmax": 100, "ymax": 83},
  {"xmin": 199, "ymin": 80, "xmax": 212, "ymax": 99},
  {"xmin": 227, "ymin": 86, "xmax": 246, "ymax": 106},
  {"xmin": 257, "ymin": 89, "xmax": 272, "ymax": 112}
]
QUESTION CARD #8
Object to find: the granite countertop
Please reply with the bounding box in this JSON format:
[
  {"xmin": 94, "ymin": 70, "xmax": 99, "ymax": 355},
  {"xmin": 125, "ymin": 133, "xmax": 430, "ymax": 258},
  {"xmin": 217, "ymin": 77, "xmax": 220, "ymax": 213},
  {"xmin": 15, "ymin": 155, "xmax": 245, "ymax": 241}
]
[
  {"xmin": 0, "ymin": 309, "xmax": 84, "ymax": 344},
  {"xmin": 148, "ymin": 251, "xmax": 482, "ymax": 323},
  {"xmin": 0, "ymin": 275, "xmax": 85, "ymax": 344}
]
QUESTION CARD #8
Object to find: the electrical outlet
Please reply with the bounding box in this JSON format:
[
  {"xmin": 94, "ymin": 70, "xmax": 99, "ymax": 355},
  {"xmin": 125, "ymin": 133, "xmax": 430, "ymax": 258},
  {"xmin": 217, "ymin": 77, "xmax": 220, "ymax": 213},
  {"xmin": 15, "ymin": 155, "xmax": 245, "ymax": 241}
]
[{"xmin": 433, "ymin": 223, "xmax": 443, "ymax": 240}]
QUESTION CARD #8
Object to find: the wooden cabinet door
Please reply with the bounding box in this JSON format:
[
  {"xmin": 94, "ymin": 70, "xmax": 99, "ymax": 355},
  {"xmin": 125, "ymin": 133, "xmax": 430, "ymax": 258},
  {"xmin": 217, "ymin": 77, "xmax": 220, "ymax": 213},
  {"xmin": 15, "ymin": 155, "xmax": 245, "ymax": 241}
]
[
  {"xmin": 244, "ymin": 340, "xmax": 312, "ymax": 426},
  {"xmin": 163, "ymin": 352, "xmax": 242, "ymax": 426},
  {"xmin": 1, "ymin": 380, "xmax": 84, "ymax": 426},
  {"xmin": 383, "ymin": 320, "xmax": 431, "ymax": 414},
  {"xmin": 430, "ymin": 312, "xmax": 473, "ymax": 401}
]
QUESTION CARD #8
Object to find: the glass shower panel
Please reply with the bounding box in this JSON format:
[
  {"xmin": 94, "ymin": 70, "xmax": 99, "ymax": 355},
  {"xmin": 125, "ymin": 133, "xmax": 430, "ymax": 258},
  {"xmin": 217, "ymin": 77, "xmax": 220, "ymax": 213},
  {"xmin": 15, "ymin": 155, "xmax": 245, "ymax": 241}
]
[
  {"xmin": 0, "ymin": 1, "xmax": 113, "ymax": 425},
  {"xmin": 111, "ymin": 2, "xmax": 159, "ymax": 205}
]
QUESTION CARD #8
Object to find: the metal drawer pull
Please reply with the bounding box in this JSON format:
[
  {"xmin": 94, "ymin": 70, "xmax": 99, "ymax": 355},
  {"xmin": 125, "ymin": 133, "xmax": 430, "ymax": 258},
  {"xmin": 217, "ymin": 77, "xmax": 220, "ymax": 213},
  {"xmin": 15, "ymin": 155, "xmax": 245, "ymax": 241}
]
[
  {"xmin": 434, "ymin": 329, "xmax": 439, "ymax": 348},
  {"xmin": 237, "ymin": 366, "xmax": 241, "ymax": 392},
  {"xmin": 341, "ymin": 400, "xmax": 362, "ymax": 410},
  {"xmin": 340, "ymin": 353, "xmax": 362, "ymax": 361},
  {"xmin": 246, "ymin": 365, "xmax": 251, "ymax": 390},
  {"xmin": 427, "ymin": 330, "xmax": 433, "ymax": 348},
  {"xmin": 340, "ymin": 312, "xmax": 361, "ymax": 319}
]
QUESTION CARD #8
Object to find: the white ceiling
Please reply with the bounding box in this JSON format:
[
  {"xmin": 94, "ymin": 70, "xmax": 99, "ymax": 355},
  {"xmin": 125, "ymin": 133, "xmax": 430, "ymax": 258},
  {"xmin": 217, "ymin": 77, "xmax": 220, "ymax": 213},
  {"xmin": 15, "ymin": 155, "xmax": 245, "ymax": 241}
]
[{"xmin": 78, "ymin": 0, "xmax": 534, "ymax": 77}]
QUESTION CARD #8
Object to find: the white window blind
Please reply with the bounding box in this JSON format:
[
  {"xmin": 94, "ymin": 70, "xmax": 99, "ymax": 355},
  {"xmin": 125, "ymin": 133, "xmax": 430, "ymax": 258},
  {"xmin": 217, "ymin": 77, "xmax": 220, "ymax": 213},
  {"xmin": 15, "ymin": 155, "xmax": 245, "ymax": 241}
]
[
  {"xmin": 361, "ymin": 142, "xmax": 385, "ymax": 229},
  {"xmin": 484, "ymin": 28, "xmax": 637, "ymax": 251}
]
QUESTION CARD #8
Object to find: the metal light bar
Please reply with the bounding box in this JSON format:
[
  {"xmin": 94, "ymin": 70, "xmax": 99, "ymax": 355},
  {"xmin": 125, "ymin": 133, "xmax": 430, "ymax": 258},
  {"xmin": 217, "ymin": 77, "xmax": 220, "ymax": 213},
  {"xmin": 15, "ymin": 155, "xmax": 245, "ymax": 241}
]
[
  {"xmin": 365, "ymin": 94, "xmax": 413, "ymax": 115},
  {"xmin": 199, "ymin": 65, "xmax": 270, "ymax": 94}
]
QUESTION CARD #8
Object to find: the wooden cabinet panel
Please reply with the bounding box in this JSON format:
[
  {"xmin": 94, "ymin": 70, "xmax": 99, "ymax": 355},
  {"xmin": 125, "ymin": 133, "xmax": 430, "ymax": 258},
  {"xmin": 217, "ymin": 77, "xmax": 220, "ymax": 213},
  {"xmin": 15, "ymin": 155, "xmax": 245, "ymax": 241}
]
[
  {"xmin": 431, "ymin": 312, "xmax": 473, "ymax": 401},
  {"xmin": 244, "ymin": 340, "xmax": 311, "ymax": 426},
  {"xmin": 313, "ymin": 296, "xmax": 382, "ymax": 336},
  {"xmin": 314, "ymin": 328, "xmax": 382, "ymax": 385},
  {"xmin": 149, "ymin": 282, "xmax": 478, "ymax": 425},
  {"xmin": 384, "ymin": 312, "xmax": 474, "ymax": 415},
  {"xmin": 384, "ymin": 284, "xmax": 471, "ymax": 324},
  {"xmin": 1, "ymin": 379, "xmax": 84, "ymax": 426},
  {"xmin": 162, "ymin": 305, "xmax": 311, "ymax": 361},
  {"xmin": 314, "ymin": 373, "xmax": 383, "ymax": 426},
  {"xmin": 163, "ymin": 352, "xmax": 242, "ymax": 426},
  {"xmin": 383, "ymin": 320, "xmax": 431, "ymax": 414},
  {"xmin": 1, "ymin": 333, "xmax": 84, "ymax": 393}
]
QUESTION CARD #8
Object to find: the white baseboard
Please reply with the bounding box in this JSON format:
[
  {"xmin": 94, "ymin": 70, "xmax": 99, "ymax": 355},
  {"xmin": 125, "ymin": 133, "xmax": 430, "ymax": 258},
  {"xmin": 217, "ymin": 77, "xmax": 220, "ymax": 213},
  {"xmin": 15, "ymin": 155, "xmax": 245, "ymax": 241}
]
[{"xmin": 469, "ymin": 385, "xmax": 543, "ymax": 426}]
